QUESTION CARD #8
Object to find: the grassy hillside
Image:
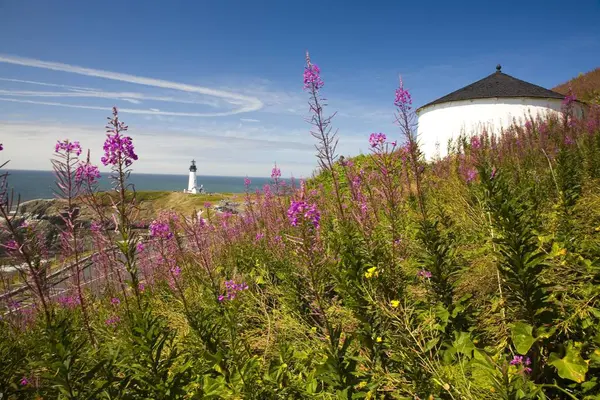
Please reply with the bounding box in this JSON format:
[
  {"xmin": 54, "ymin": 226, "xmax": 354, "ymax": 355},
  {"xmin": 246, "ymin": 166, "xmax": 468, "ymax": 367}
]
[{"xmin": 553, "ymin": 67, "xmax": 600, "ymax": 104}]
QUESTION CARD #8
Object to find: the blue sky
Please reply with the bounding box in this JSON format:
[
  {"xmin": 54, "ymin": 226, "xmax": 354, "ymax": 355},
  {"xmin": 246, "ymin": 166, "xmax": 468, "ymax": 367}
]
[{"xmin": 1, "ymin": 0, "xmax": 599, "ymax": 177}]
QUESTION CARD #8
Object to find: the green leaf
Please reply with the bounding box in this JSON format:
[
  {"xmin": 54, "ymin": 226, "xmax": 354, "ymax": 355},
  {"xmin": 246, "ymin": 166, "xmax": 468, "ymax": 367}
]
[
  {"xmin": 549, "ymin": 345, "xmax": 589, "ymax": 383},
  {"xmin": 511, "ymin": 322, "xmax": 535, "ymax": 354},
  {"xmin": 453, "ymin": 332, "xmax": 475, "ymax": 356}
]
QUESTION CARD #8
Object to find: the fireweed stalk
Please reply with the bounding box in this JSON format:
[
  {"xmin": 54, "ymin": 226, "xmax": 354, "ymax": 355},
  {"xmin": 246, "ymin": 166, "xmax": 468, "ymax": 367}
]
[
  {"xmin": 77, "ymin": 150, "xmax": 128, "ymax": 300},
  {"xmin": 101, "ymin": 107, "xmax": 143, "ymax": 309},
  {"xmin": 369, "ymin": 133, "xmax": 404, "ymax": 242},
  {"xmin": 52, "ymin": 139, "xmax": 95, "ymax": 343},
  {"xmin": 394, "ymin": 77, "xmax": 427, "ymax": 219},
  {"xmin": 304, "ymin": 51, "xmax": 345, "ymax": 219},
  {"xmin": 286, "ymin": 185, "xmax": 331, "ymax": 332},
  {"xmin": 0, "ymin": 151, "xmax": 52, "ymax": 324}
]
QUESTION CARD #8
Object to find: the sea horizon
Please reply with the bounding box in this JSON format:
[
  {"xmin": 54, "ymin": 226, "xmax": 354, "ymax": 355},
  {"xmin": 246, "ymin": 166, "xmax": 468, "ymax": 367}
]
[{"xmin": 2, "ymin": 169, "xmax": 277, "ymax": 202}]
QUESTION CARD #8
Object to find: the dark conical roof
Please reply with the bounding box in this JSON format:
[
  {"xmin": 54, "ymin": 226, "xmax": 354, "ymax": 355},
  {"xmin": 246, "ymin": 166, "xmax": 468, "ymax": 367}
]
[{"xmin": 417, "ymin": 65, "xmax": 567, "ymax": 112}]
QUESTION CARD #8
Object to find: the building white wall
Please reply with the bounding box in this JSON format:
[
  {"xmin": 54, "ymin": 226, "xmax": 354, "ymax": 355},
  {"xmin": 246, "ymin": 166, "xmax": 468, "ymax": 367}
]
[{"xmin": 416, "ymin": 97, "xmax": 585, "ymax": 159}]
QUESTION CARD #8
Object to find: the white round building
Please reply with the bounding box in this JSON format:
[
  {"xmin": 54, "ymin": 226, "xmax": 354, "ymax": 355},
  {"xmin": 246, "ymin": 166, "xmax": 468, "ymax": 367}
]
[{"xmin": 416, "ymin": 65, "xmax": 586, "ymax": 159}]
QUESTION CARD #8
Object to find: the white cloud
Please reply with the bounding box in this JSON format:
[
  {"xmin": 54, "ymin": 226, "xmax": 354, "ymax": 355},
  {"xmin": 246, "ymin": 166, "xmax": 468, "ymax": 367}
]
[
  {"xmin": 0, "ymin": 120, "xmax": 318, "ymax": 177},
  {"xmin": 0, "ymin": 54, "xmax": 263, "ymax": 117},
  {"xmin": 240, "ymin": 118, "xmax": 260, "ymax": 123}
]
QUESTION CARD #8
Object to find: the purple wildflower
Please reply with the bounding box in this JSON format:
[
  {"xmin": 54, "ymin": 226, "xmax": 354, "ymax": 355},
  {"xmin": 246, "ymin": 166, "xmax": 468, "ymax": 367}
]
[
  {"xmin": 255, "ymin": 232, "xmax": 265, "ymax": 241},
  {"xmin": 20, "ymin": 377, "xmax": 29, "ymax": 386},
  {"xmin": 57, "ymin": 296, "xmax": 80, "ymax": 309},
  {"xmin": 138, "ymin": 283, "xmax": 145, "ymax": 292},
  {"xmin": 219, "ymin": 279, "xmax": 248, "ymax": 302},
  {"xmin": 287, "ymin": 200, "xmax": 321, "ymax": 229},
  {"xmin": 470, "ymin": 135, "xmax": 481, "ymax": 150},
  {"xmin": 136, "ymin": 242, "xmax": 145, "ymax": 252},
  {"xmin": 75, "ymin": 162, "xmax": 101, "ymax": 185},
  {"xmin": 101, "ymin": 132, "xmax": 138, "ymax": 167},
  {"xmin": 369, "ymin": 133, "xmax": 387, "ymax": 148},
  {"xmin": 394, "ymin": 78, "xmax": 412, "ymax": 110},
  {"xmin": 90, "ymin": 221, "xmax": 102, "ymax": 232},
  {"xmin": 105, "ymin": 316, "xmax": 120, "ymax": 327},
  {"xmin": 417, "ymin": 269, "xmax": 432, "ymax": 279},
  {"xmin": 101, "ymin": 109, "xmax": 137, "ymax": 167},
  {"xmin": 111, "ymin": 297, "xmax": 120, "ymax": 306},
  {"xmin": 565, "ymin": 135, "xmax": 575, "ymax": 145},
  {"xmin": 5, "ymin": 240, "xmax": 19, "ymax": 251},
  {"xmin": 510, "ymin": 355, "xmax": 523, "ymax": 365},
  {"xmin": 466, "ymin": 168, "xmax": 478, "ymax": 183},
  {"xmin": 510, "ymin": 355, "xmax": 532, "ymax": 374},
  {"xmin": 171, "ymin": 266, "xmax": 181, "ymax": 277},
  {"xmin": 55, "ymin": 139, "xmax": 82, "ymax": 156},
  {"xmin": 271, "ymin": 164, "xmax": 281, "ymax": 180},
  {"xmin": 303, "ymin": 62, "xmax": 324, "ymax": 91},
  {"xmin": 562, "ymin": 92, "xmax": 577, "ymax": 108},
  {"xmin": 244, "ymin": 177, "xmax": 251, "ymax": 187},
  {"xmin": 148, "ymin": 220, "xmax": 173, "ymax": 239}
]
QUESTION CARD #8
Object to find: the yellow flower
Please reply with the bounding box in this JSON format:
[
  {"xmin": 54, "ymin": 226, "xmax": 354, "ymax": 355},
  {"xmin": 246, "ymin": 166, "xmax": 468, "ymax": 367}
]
[
  {"xmin": 357, "ymin": 381, "xmax": 367, "ymax": 389},
  {"xmin": 390, "ymin": 300, "xmax": 400, "ymax": 308},
  {"xmin": 376, "ymin": 336, "xmax": 382, "ymax": 343},
  {"xmin": 364, "ymin": 266, "xmax": 378, "ymax": 279},
  {"xmin": 558, "ymin": 248, "xmax": 567, "ymax": 256}
]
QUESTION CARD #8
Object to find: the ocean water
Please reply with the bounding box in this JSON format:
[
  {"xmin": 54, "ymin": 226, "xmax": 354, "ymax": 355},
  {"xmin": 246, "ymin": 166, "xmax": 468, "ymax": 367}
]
[{"xmin": 3, "ymin": 170, "xmax": 273, "ymax": 202}]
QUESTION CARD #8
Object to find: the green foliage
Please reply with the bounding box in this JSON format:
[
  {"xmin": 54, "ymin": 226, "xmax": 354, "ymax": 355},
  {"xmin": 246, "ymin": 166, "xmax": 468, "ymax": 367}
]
[
  {"xmin": 119, "ymin": 309, "xmax": 192, "ymax": 399},
  {"xmin": 479, "ymin": 163, "xmax": 554, "ymax": 327},
  {"xmin": 4, "ymin": 76, "xmax": 600, "ymax": 400}
]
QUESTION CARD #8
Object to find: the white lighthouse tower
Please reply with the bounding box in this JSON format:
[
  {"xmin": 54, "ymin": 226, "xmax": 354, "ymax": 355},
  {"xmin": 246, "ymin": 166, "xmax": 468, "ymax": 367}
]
[{"xmin": 184, "ymin": 160, "xmax": 203, "ymax": 194}]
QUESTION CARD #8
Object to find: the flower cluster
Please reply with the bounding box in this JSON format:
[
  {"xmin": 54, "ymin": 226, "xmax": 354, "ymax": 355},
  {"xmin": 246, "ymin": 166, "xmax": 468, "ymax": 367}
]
[
  {"xmin": 271, "ymin": 165, "xmax": 281, "ymax": 180},
  {"xmin": 394, "ymin": 79, "xmax": 412, "ymax": 110},
  {"xmin": 417, "ymin": 269, "xmax": 432, "ymax": 278},
  {"xmin": 110, "ymin": 297, "xmax": 120, "ymax": 306},
  {"xmin": 90, "ymin": 221, "xmax": 102, "ymax": 232},
  {"xmin": 149, "ymin": 220, "xmax": 173, "ymax": 239},
  {"xmin": 218, "ymin": 279, "xmax": 248, "ymax": 302},
  {"xmin": 101, "ymin": 132, "xmax": 138, "ymax": 167},
  {"xmin": 244, "ymin": 176, "xmax": 251, "ymax": 187},
  {"xmin": 510, "ymin": 355, "xmax": 532, "ymax": 374},
  {"xmin": 465, "ymin": 168, "xmax": 478, "ymax": 183},
  {"xmin": 364, "ymin": 266, "xmax": 379, "ymax": 279},
  {"xmin": 55, "ymin": 139, "xmax": 82, "ymax": 156},
  {"xmin": 287, "ymin": 200, "xmax": 321, "ymax": 229},
  {"xmin": 4, "ymin": 240, "xmax": 19, "ymax": 251},
  {"xmin": 75, "ymin": 162, "xmax": 101, "ymax": 185},
  {"xmin": 562, "ymin": 92, "xmax": 577, "ymax": 108},
  {"xmin": 369, "ymin": 133, "xmax": 387, "ymax": 148},
  {"xmin": 57, "ymin": 296, "xmax": 80, "ymax": 309},
  {"xmin": 303, "ymin": 63, "xmax": 324, "ymax": 91},
  {"xmin": 105, "ymin": 315, "xmax": 120, "ymax": 327},
  {"xmin": 470, "ymin": 135, "xmax": 481, "ymax": 150}
]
